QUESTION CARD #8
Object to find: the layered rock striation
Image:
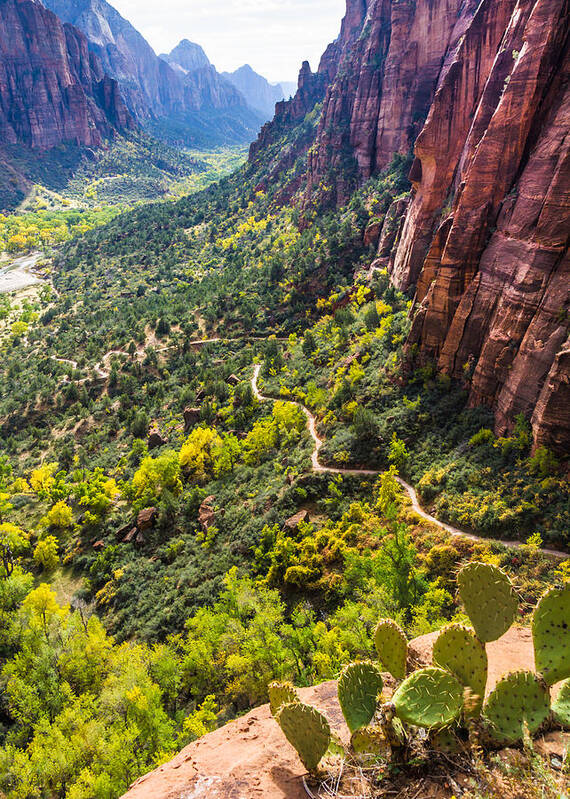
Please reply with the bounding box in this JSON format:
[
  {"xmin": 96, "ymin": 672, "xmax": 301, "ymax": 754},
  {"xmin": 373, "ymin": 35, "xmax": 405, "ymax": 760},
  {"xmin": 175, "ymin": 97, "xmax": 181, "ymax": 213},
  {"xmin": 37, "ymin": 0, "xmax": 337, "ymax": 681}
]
[
  {"xmin": 398, "ymin": 0, "xmax": 570, "ymax": 453},
  {"xmin": 0, "ymin": 0, "xmax": 132, "ymax": 150}
]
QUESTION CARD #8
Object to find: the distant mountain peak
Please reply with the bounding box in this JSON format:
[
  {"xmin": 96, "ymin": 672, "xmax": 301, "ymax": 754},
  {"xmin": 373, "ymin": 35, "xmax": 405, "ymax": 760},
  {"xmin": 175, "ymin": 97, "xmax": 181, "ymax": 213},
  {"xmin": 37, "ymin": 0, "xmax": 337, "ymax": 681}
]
[
  {"xmin": 162, "ymin": 40, "xmax": 211, "ymax": 73},
  {"xmin": 234, "ymin": 64, "xmax": 255, "ymax": 74},
  {"xmin": 42, "ymin": 0, "xmax": 262, "ymax": 145},
  {"xmin": 222, "ymin": 64, "xmax": 290, "ymax": 120}
]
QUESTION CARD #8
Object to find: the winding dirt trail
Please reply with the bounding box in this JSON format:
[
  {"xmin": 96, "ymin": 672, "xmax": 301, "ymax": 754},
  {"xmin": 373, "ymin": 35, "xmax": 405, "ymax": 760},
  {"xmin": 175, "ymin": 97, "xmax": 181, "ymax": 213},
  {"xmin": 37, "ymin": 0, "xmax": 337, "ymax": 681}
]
[
  {"xmin": 53, "ymin": 336, "xmax": 287, "ymax": 382},
  {"xmin": 50, "ymin": 345, "xmax": 566, "ymax": 558},
  {"xmin": 252, "ymin": 364, "xmax": 567, "ymax": 559}
]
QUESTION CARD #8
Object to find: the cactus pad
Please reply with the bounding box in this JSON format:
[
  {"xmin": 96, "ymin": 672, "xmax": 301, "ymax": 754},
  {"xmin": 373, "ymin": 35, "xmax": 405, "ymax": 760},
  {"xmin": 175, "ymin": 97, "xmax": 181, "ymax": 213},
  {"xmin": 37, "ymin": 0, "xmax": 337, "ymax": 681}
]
[
  {"xmin": 374, "ymin": 618, "xmax": 407, "ymax": 680},
  {"xmin": 268, "ymin": 681, "xmax": 298, "ymax": 717},
  {"xmin": 552, "ymin": 679, "xmax": 570, "ymax": 729},
  {"xmin": 532, "ymin": 585, "xmax": 570, "ymax": 685},
  {"xmin": 392, "ymin": 667, "xmax": 463, "ymax": 729},
  {"xmin": 276, "ymin": 702, "xmax": 330, "ymax": 772},
  {"xmin": 338, "ymin": 661, "xmax": 384, "ymax": 733},
  {"xmin": 429, "ymin": 727, "xmax": 463, "ymax": 753},
  {"xmin": 483, "ymin": 671, "xmax": 550, "ymax": 744},
  {"xmin": 457, "ymin": 562, "xmax": 518, "ymax": 642},
  {"xmin": 351, "ymin": 725, "xmax": 387, "ymax": 756},
  {"xmin": 433, "ymin": 624, "xmax": 487, "ymax": 715}
]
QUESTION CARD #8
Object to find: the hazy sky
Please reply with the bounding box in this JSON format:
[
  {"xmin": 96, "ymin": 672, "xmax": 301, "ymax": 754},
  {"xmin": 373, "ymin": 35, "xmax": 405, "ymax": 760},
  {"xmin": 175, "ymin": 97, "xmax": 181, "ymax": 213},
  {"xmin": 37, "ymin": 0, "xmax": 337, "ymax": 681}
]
[{"xmin": 110, "ymin": 0, "xmax": 346, "ymax": 83}]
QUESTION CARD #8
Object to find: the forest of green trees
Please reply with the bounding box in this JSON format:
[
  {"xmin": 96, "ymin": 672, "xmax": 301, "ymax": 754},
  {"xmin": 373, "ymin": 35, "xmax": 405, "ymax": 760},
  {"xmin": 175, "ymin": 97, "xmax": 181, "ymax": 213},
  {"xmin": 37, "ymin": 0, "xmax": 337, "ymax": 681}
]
[{"xmin": 0, "ymin": 106, "xmax": 567, "ymax": 798}]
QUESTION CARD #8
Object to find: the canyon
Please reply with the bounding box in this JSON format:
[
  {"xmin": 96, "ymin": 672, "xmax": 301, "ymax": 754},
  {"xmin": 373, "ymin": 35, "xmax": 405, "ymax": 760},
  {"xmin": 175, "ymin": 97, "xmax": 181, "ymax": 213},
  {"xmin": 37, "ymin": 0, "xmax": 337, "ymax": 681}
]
[{"xmin": 42, "ymin": 0, "xmax": 264, "ymax": 143}]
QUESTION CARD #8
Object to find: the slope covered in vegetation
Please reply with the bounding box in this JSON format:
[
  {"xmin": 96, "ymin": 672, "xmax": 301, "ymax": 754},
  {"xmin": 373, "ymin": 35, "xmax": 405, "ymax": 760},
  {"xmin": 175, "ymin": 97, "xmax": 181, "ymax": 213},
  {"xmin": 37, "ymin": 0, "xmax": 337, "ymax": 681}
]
[{"xmin": 0, "ymin": 54, "xmax": 568, "ymax": 799}]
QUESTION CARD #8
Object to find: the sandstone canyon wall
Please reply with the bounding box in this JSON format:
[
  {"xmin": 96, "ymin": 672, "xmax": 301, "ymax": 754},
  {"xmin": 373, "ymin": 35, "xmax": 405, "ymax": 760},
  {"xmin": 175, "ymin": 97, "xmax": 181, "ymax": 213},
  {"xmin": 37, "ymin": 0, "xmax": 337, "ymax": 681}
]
[
  {"xmin": 250, "ymin": 0, "xmax": 569, "ymax": 453},
  {"xmin": 0, "ymin": 0, "xmax": 132, "ymax": 150},
  {"xmin": 42, "ymin": 0, "xmax": 264, "ymax": 144}
]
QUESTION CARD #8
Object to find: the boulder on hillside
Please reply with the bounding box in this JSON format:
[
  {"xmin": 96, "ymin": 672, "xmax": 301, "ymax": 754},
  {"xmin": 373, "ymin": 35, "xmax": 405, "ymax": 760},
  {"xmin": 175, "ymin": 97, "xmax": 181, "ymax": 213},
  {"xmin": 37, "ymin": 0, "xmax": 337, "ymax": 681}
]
[
  {"xmin": 115, "ymin": 521, "xmax": 133, "ymax": 540},
  {"xmin": 148, "ymin": 430, "xmax": 167, "ymax": 450},
  {"xmin": 198, "ymin": 496, "xmax": 216, "ymax": 532},
  {"xmin": 284, "ymin": 509, "xmax": 310, "ymax": 531},
  {"xmin": 183, "ymin": 407, "xmax": 201, "ymax": 431},
  {"xmin": 136, "ymin": 507, "xmax": 157, "ymax": 532},
  {"xmin": 123, "ymin": 527, "xmax": 138, "ymax": 543}
]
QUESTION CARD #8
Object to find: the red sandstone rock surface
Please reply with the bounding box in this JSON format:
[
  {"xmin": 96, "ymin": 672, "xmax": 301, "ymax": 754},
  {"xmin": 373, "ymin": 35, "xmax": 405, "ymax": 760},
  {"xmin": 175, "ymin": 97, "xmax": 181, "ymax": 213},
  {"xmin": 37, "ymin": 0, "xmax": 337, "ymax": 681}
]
[
  {"xmin": 400, "ymin": 0, "xmax": 570, "ymax": 451},
  {"xmin": 0, "ymin": 0, "xmax": 132, "ymax": 150}
]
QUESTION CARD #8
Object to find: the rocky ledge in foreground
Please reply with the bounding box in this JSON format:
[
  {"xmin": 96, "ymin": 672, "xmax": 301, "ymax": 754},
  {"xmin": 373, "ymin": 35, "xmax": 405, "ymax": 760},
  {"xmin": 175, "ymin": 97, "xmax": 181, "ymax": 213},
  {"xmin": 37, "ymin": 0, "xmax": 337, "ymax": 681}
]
[{"xmin": 122, "ymin": 627, "xmax": 568, "ymax": 799}]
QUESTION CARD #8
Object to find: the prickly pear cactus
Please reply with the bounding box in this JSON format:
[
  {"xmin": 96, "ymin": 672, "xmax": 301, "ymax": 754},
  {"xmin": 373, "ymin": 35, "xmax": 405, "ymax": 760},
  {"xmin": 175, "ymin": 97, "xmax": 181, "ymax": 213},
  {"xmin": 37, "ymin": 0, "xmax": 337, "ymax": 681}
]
[
  {"xmin": 374, "ymin": 618, "xmax": 407, "ymax": 680},
  {"xmin": 268, "ymin": 681, "xmax": 298, "ymax": 717},
  {"xmin": 433, "ymin": 624, "xmax": 487, "ymax": 715},
  {"xmin": 351, "ymin": 725, "xmax": 387, "ymax": 756},
  {"xmin": 378, "ymin": 702, "xmax": 406, "ymax": 747},
  {"xmin": 276, "ymin": 701, "xmax": 331, "ymax": 772},
  {"xmin": 392, "ymin": 667, "xmax": 463, "ymax": 729},
  {"xmin": 483, "ymin": 670, "xmax": 550, "ymax": 745},
  {"xmin": 429, "ymin": 726, "xmax": 463, "ymax": 753},
  {"xmin": 457, "ymin": 562, "xmax": 518, "ymax": 643},
  {"xmin": 552, "ymin": 678, "xmax": 570, "ymax": 728},
  {"xmin": 532, "ymin": 584, "xmax": 570, "ymax": 685},
  {"xmin": 338, "ymin": 661, "xmax": 384, "ymax": 733}
]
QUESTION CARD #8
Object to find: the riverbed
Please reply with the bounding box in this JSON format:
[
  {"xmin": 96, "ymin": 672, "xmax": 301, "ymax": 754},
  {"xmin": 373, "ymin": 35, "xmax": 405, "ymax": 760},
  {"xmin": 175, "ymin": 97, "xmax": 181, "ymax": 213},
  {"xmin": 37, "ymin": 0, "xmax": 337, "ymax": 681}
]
[{"xmin": 0, "ymin": 252, "xmax": 43, "ymax": 293}]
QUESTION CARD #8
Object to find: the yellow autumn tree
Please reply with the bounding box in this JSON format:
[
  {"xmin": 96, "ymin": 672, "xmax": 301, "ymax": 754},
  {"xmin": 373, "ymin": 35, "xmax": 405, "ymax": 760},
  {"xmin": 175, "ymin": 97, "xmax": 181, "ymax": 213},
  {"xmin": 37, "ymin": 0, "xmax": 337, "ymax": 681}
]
[{"xmin": 179, "ymin": 428, "xmax": 223, "ymax": 482}]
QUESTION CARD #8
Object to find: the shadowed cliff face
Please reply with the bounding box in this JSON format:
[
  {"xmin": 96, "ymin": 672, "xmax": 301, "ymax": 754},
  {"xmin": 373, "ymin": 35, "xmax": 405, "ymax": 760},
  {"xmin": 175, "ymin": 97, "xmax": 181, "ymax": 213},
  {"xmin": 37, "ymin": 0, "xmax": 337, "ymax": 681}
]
[
  {"xmin": 249, "ymin": 0, "xmax": 569, "ymax": 453},
  {"xmin": 0, "ymin": 0, "xmax": 132, "ymax": 150}
]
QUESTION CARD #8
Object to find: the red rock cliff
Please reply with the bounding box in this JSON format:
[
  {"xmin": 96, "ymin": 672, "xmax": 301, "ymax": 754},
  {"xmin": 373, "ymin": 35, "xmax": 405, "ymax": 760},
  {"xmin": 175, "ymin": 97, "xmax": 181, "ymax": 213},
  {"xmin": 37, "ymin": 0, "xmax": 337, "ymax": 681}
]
[
  {"xmin": 0, "ymin": 0, "xmax": 132, "ymax": 150},
  {"xmin": 398, "ymin": 0, "xmax": 569, "ymax": 453},
  {"xmin": 252, "ymin": 0, "xmax": 569, "ymax": 453}
]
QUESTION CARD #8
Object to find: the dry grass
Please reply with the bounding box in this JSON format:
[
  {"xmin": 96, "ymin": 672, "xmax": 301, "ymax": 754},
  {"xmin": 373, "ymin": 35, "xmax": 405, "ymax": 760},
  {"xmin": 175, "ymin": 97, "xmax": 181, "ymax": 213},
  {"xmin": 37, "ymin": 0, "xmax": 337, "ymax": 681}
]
[{"xmin": 302, "ymin": 739, "xmax": 569, "ymax": 799}]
